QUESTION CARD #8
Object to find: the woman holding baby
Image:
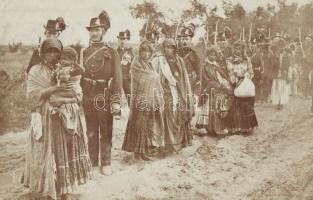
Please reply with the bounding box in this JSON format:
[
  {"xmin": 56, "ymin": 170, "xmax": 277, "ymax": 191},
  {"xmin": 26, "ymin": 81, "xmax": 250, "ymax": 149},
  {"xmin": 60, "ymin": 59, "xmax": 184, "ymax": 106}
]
[{"xmin": 22, "ymin": 38, "xmax": 92, "ymax": 200}]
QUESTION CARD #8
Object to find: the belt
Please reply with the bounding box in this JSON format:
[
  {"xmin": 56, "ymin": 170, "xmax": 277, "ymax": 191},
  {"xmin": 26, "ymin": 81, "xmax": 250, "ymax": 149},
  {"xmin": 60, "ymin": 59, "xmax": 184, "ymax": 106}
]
[{"xmin": 83, "ymin": 77, "xmax": 112, "ymax": 88}]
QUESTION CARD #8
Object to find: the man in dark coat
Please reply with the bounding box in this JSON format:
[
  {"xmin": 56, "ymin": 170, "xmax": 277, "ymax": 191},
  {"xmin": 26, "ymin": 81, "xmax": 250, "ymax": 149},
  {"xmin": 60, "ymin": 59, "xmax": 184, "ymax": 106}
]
[
  {"xmin": 177, "ymin": 24, "xmax": 201, "ymax": 96},
  {"xmin": 116, "ymin": 30, "xmax": 133, "ymax": 105},
  {"xmin": 81, "ymin": 11, "xmax": 122, "ymax": 175},
  {"xmin": 250, "ymin": 41, "xmax": 263, "ymax": 103}
]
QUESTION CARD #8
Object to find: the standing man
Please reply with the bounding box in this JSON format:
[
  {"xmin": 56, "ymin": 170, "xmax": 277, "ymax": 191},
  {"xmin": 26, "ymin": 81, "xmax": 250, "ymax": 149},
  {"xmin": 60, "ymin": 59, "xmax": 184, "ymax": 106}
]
[
  {"xmin": 260, "ymin": 40, "xmax": 275, "ymax": 104},
  {"xmin": 26, "ymin": 17, "xmax": 66, "ymax": 73},
  {"xmin": 177, "ymin": 24, "xmax": 201, "ymax": 97},
  {"xmin": 82, "ymin": 11, "xmax": 122, "ymax": 175},
  {"xmin": 250, "ymin": 40, "xmax": 263, "ymax": 103},
  {"xmin": 117, "ymin": 30, "xmax": 133, "ymax": 105},
  {"xmin": 301, "ymin": 35, "xmax": 313, "ymax": 98}
]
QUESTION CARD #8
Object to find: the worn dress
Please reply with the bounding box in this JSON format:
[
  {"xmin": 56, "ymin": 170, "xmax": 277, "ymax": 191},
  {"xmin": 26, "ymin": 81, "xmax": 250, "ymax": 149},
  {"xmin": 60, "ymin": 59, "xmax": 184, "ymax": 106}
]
[
  {"xmin": 196, "ymin": 60, "xmax": 232, "ymax": 134},
  {"xmin": 152, "ymin": 54, "xmax": 194, "ymax": 153},
  {"xmin": 122, "ymin": 56, "xmax": 165, "ymax": 154},
  {"xmin": 22, "ymin": 64, "xmax": 92, "ymax": 200}
]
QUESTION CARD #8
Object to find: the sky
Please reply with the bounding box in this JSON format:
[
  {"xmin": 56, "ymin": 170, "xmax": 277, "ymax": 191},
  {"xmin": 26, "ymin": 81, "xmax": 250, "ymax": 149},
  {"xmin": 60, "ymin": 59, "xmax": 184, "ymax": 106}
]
[{"xmin": 0, "ymin": 0, "xmax": 312, "ymax": 46}]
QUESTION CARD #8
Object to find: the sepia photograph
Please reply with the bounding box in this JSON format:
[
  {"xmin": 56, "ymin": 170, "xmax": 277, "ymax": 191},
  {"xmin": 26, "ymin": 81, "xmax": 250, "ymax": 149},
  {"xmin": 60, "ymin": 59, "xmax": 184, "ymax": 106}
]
[{"xmin": 0, "ymin": 0, "xmax": 313, "ymax": 199}]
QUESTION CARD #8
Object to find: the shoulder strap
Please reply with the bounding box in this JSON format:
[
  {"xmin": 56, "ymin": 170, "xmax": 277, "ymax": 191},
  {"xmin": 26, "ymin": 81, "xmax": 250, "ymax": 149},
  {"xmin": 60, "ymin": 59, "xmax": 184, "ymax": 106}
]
[
  {"xmin": 84, "ymin": 46, "xmax": 108, "ymax": 64},
  {"xmin": 183, "ymin": 51, "xmax": 192, "ymax": 60}
]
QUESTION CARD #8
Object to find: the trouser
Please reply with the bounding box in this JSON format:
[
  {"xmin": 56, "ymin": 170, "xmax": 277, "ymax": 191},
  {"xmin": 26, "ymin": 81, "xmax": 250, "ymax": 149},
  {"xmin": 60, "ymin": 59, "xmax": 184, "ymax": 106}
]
[
  {"xmin": 83, "ymin": 97, "xmax": 113, "ymax": 167},
  {"xmin": 252, "ymin": 73, "xmax": 262, "ymax": 102},
  {"xmin": 260, "ymin": 77, "xmax": 273, "ymax": 102},
  {"xmin": 122, "ymin": 78, "xmax": 131, "ymax": 106}
]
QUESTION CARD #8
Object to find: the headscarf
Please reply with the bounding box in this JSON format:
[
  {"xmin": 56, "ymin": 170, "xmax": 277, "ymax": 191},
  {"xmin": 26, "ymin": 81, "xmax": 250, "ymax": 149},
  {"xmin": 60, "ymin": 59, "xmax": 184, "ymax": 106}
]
[
  {"xmin": 138, "ymin": 40, "xmax": 154, "ymax": 58},
  {"xmin": 40, "ymin": 38, "xmax": 63, "ymax": 58}
]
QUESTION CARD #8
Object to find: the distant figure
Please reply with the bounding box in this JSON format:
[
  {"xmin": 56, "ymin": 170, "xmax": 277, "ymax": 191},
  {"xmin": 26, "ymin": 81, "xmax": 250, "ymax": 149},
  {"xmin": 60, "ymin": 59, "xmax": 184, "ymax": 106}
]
[
  {"xmin": 270, "ymin": 36, "xmax": 291, "ymax": 110},
  {"xmin": 177, "ymin": 24, "xmax": 201, "ymax": 96},
  {"xmin": 26, "ymin": 17, "xmax": 66, "ymax": 74},
  {"xmin": 116, "ymin": 29, "xmax": 133, "ymax": 105}
]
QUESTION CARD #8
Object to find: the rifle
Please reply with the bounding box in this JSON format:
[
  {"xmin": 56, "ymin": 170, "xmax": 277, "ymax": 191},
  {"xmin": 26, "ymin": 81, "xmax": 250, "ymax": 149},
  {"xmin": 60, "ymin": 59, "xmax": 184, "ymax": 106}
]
[{"xmin": 299, "ymin": 26, "xmax": 306, "ymax": 58}]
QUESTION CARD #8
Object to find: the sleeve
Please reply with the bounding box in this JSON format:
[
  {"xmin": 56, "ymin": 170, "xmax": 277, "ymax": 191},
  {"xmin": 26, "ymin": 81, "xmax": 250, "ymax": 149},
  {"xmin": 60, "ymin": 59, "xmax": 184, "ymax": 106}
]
[
  {"xmin": 110, "ymin": 49, "xmax": 122, "ymax": 105},
  {"xmin": 202, "ymin": 66, "xmax": 220, "ymax": 91}
]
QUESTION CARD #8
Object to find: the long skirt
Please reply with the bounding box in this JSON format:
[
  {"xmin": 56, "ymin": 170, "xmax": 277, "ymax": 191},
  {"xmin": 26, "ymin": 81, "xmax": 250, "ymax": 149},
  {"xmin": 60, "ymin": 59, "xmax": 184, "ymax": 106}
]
[
  {"xmin": 22, "ymin": 105, "xmax": 93, "ymax": 200},
  {"xmin": 271, "ymin": 78, "xmax": 290, "ymax": 105},
  {"xmin": 226, "ymin": 97, "xmax": 258, "ymax": 133},
  {"xmin": 163, "ymin": 92, "xmax": 191, "ymax": 153},
  {"xmin": 196, "ymin": 89, "xmax": 230, "ymax": 134},
  {"xmin": 122, "ymin": 110, "xmax": 164, "ymax": 155}
]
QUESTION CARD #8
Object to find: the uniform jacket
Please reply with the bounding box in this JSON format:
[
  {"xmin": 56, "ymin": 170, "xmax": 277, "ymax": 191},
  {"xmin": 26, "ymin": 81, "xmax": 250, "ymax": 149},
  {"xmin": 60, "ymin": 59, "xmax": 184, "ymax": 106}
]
[
  {"xmin": 117, "ymin": 47, "xmax": 134, "ymax": 80},
  {"xmin": 82, "ymin": 42, "xmax": 122, "ymax": 104}
]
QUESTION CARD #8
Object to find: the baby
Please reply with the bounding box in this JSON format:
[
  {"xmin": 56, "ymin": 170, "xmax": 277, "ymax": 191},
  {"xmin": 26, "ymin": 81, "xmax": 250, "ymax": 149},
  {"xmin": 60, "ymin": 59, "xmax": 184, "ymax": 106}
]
[{"xmin": 50, "ymin": 47, "xmax": 85, "ymax": 134}]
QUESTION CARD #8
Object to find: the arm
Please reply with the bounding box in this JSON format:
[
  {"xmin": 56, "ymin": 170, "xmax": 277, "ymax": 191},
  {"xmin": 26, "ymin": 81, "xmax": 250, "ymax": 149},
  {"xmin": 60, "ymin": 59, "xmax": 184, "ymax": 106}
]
[
  {"xmin": 245, "ymin": 58, "xmax": 254, "ymax": 79},
  {"xmin": 110, "ymin": 49, "xmax": 123, "ymax": 115},
  {"xmin": 202, "ymin": 66, "xmax": 221, "ymax": 90}
]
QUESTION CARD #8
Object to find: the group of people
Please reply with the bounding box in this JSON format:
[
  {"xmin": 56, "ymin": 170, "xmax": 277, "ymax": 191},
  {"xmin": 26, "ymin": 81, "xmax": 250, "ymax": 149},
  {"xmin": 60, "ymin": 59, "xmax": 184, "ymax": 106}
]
[{"xmin": 21, "ymin": 9, "xmax": 313, "ymax": 200}]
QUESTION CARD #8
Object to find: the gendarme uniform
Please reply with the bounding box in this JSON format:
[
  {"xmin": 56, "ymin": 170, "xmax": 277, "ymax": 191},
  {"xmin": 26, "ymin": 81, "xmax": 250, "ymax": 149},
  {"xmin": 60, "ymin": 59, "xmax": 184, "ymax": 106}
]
[
  {"xmin": 177, "ymin": 25, "xmax": 201, "ymax": 96},
  {"xmin": 116, "ymin": 30, "xmax": 133, "ymax": 105},
  {"xmin": 82, "ymin": 14, "xmax": 122, "ymax": 167}
]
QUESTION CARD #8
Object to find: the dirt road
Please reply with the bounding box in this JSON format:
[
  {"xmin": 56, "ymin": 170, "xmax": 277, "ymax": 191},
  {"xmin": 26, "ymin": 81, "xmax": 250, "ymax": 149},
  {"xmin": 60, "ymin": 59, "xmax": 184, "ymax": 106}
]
[{"xmin": 0, "ymin": 98, "xmax": 313, "ymax": 200}]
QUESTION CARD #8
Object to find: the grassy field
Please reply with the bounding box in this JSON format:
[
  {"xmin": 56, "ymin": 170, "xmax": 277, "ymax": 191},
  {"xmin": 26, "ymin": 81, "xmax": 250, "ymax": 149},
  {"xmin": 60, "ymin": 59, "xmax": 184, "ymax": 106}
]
[{"xmin": 0, "ymin": 47, "xmax": 34, "ymax": 134}]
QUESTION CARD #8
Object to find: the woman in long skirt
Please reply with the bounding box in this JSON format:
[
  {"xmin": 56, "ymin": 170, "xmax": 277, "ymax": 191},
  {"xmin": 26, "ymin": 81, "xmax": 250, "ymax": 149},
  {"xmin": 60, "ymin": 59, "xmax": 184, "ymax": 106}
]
[
  {"xmin": 226, "ymin": 41, "xmax": 258, "ymax": 134},
  {"xmin": 122, "ymin": 40, "xmax": 165, "ymax": 161},
  {"xmin": 151, "ymin": 38, "xmax": 194, "ymax": 154},
  {"xmin": 22, "ymin": 38, "xmax": 92, "ymax": 200},
  {"xmin": 196, "ymin": 46, "xmax": 232, "ymax": 135}
]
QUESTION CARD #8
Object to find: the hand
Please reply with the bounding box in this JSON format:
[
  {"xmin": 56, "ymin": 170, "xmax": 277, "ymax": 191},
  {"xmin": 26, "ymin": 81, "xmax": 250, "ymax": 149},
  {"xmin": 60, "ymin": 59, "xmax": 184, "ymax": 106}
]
[
  {"xmin": 50, "ymin": 95, "xmax": 64, "ymax": 107},
  {"xmin": 111, "ymin": 103, "xmax": 121, "ymax": 119},
  {"xmin": 52, "ymin": 83, "xmax": 68, "ymax": 92}
]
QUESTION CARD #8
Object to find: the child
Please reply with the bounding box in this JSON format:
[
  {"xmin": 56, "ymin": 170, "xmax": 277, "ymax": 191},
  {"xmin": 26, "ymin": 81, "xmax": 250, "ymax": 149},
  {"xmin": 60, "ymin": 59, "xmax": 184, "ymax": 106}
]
[{"xmin": 50, "ymin": 46, "xmax": 85, "ymax": 134}]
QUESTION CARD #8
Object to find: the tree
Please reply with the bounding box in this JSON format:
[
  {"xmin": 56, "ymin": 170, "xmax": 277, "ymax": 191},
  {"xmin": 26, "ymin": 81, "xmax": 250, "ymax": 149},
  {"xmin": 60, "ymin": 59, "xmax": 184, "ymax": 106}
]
[
  {"xmin": 181, "ymin": 0, "xmax": 223, "ymax": 46},
  {"xmin": 129, "ymin": 1, "xmax": 165, "ymax": 38}
]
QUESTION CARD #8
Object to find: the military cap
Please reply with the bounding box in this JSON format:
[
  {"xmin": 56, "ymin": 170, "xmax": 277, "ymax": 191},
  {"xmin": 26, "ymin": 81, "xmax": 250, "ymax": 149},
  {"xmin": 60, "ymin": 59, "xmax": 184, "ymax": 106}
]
[
  {"xmin": 117, "ymin": 29, "xmax": 130, "ymax": 40},
  {"xmin": 179, "ymin": 23, "xmax": 196, "ymax": 38},
  {"xmin": 43, "ymin": 17, "xmax": 67, "ymax": 32},
  {"xmin": 86, "ymin": 10, "xmax": 110, "ymax": 31}
]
